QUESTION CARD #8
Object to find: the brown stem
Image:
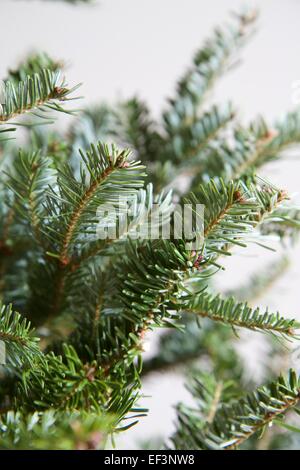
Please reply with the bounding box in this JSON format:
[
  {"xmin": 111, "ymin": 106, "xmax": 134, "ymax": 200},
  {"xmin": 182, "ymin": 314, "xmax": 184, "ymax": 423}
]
[{"xmin": 207, "ymin": 381, "xmax": 223, "ymax": 424}]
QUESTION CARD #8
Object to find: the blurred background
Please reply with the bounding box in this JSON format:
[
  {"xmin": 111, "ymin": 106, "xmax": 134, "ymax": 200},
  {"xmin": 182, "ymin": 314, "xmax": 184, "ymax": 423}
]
[{"xmin": 2, "ymin": 0, "xmax": 300, "ymax": 448}]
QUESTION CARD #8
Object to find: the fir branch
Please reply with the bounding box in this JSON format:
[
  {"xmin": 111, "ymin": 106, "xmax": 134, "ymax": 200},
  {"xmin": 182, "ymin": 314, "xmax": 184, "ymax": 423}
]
[
  {"xmin": 47, "ymin": 142, "xmax": 146, "ymax": 264},
  {"xmin": 16, "ymin": 343, "xmax": 144, "ymax": 434},
  {"xmin": 0, "ymin": 69, "xmax": 78, "ymax": 133},
  {"xmin": 215, "ymin": 370, "xmax": 300, "ymax": 450},
  {"xmin": 0, "ymin": 303, "xmax": 40, "ymax": 367},
  {"xmin": 165, "ymin": 103, "xmax": 235, "ymax": 165},
  {"xmin": 2, "ymin": 7, "xmax": 300, "ymax": 451},
  {"xmin": 163, "ymin": 9, "xmax": 257, "ymax": 134},
  {"xmin": 172, "ymin": 370, "xmax": 300, "ymax": 450},
  {"xmin": 188, "ymin": 127, "xmax": 256, "ymax": 186},
  {"xmin": 182, "ymin": 292, "xmax": 299, "ymax": 338},
  {"xmin": 259, "ymin": 205, "xmax": 300, "ymax": 243},
  {"xmin": 5, "ymin": 150, "xmax": 56, "ymax": 246},
  {"xmin": 6, "ymin": 53, "xmax": 63, "ymax": 85},
  {"xmin": 26, "ymin": 143, "xmax": 146, "ymax": 322},
  {"xmin": 93, "ymin": 179, "xmax": 290, "ymax": 380},
  {"xmin": 250, "ymin": 112, "xmax": 300, "ymax": 164},
  {"xmin": 189, "ymin": 178, "xmax": 287, "ymax": 268},
  {"xmin": 190, "ymin": 111, "xmax": 300, "ymax": 187},
  {"xmin": 115, "ymin": 97, "xmax": 164, "ymax": 164},
  {"xmin": 0, "ymin": 409, "xmax": 112, "ymax": 450},
  {"xmin": 19, "ymin": 345, "xmax": 109, "ymax": 411},
  {"xmin": 0, "ymin": 188, "xmax": 30, "ymax": 307},
  {"xmin": 171, "ymin": 372, "xmax": 238, "ymax": 449}
]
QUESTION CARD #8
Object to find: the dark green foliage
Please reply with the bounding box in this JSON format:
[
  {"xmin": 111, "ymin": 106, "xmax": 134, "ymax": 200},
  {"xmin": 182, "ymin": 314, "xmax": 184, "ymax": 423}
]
[
  {"xmin": 0, "ymin": 409, "xmax": 113, "ymax": 450},
  {"xmin": 183, "ymin": 292, "xmax": 299, "ymax": 338},
  {"xmin": 0, "ymin": 303, "xmax": 40, "ymax": 367},
  {"xmin": 0, "ymin": 69, "xmax": 79, "ymax": 142},
  {"xmin": 6, "ymin": 52, "xmax": 63, "ymax": 84},
  {"xmin": 172, "ymin": 370, "xmax": 300, "ymax": 450},
  {"xmin": 1, "ymin": 6, "xmax": 300, "ymax": 450}
]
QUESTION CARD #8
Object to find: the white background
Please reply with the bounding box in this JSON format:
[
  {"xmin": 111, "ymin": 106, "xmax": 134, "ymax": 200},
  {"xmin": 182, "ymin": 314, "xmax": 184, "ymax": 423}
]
[{"xmin": 2, "ymin": 0, "xmax": 300, "ymax": 448}]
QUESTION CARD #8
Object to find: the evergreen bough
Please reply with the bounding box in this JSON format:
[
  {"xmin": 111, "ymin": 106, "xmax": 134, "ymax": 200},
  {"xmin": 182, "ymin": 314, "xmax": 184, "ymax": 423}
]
[{"xmin": 1, "ymin": 5, "xmax": 300, "ymax": 450}]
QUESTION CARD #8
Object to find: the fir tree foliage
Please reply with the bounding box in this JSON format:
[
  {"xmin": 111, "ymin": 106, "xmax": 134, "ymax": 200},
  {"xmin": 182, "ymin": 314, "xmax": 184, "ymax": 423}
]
[
  {"xmin": 0, "ymin": 67, "xmax": 79, "ymax": 142},
  {"xmin": 172, "ymin": 370, "xmax": 300, "ymax": 450},
  {"xmin": 1, "ymin": 5, "xmax": 300, "ymax": 450},
  {"xmin": 0, "ymin": 303, "xmax": 40, "ymax": 368}
]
